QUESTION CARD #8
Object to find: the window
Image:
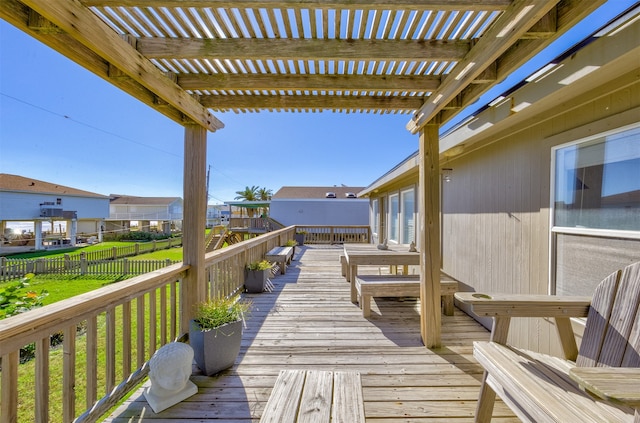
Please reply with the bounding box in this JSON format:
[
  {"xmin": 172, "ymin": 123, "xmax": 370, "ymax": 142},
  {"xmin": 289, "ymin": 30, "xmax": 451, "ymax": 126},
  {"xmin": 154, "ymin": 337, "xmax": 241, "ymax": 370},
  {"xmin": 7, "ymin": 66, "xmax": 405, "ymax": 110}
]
[
  {"xmin": 401, "ymin": 188, "xmax": 415, "ymax": 244},
  {"xmin": 551, "ymin": 124, "xmax": 640, "ymax": 296},
  {"xmin": 553, "ymin": 125, "xmax": 640, "ymax": 231},
  {"xmin": 372, "ymin": 199, "xmax": 379, "ymax": 237},
  {"xmin": 389, "ymin": 194, "xmax": 399, "ymax": 242}
]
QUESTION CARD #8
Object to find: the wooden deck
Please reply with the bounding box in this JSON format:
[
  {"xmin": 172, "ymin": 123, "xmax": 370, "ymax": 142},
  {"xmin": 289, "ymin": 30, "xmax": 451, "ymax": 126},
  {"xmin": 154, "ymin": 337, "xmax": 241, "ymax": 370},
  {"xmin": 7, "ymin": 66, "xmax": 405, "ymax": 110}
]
[{"xmin": 106, "ymin": 245, "xmax": 516, "ymax": 422}]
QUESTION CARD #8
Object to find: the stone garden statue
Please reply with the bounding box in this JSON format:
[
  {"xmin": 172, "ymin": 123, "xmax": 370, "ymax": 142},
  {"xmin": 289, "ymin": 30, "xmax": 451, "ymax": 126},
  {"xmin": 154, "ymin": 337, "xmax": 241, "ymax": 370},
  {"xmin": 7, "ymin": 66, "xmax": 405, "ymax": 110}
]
[{"xmin": 143, "ymin": 342, "xmax": 198, "ymax": 413}]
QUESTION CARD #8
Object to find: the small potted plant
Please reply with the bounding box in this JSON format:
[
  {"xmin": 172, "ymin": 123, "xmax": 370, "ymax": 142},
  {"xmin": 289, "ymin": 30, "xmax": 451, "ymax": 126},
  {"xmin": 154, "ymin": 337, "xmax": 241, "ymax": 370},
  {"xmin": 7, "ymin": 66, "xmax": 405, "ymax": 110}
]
[
  {"xmin": 284, "ymin": 239, "xmax": 298, "ymax": 259},
  {"xmin": 245, "ymin": 260, "xmax": 272, "ymax": 293},
  {"xmin": 189, "ymin": 296, "xmax": 251, "ymax": 376},
  {"xmin": 294, "ymin": 230, "xmax": 307, "ymax": 246}
]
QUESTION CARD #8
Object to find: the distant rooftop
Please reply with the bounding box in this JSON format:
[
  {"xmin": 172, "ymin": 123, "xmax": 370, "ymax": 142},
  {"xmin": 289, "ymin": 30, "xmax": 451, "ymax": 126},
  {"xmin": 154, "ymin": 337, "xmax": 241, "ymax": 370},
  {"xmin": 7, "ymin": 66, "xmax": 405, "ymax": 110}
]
[
  {"xmin": 0, "ymin": 173, "xmax": 107, "ymax": 198},
  {"xmin": 109, "ymin": 195, "xmax": 182, "ymax": 205},
  {"xmin": 273, "ymin": 186, "xmax": 365, "ymax": 199}
]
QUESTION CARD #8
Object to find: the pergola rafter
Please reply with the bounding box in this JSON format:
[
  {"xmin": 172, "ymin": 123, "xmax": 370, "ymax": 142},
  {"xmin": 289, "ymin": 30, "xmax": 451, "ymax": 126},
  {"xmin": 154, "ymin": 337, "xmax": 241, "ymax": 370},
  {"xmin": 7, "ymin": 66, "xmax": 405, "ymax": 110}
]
[
  {"xmin": 178, "ymin": 73, "xmax": 441, "ymax": 92},
  {"xmin": 137, "ymin": 39, "xmax": 471, "ymax": 61}
]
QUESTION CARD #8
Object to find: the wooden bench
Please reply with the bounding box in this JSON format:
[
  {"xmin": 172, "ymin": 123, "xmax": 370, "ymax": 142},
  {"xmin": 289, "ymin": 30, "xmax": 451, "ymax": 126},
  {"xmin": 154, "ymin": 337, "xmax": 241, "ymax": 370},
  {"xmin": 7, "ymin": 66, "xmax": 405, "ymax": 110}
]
[
  {"xmin": 455, "ymin": 261, "xmax": 640, "ymax": 422},
  {"xmin": 265, "ymin": 246, "xmax": 294, "ymax": 275},
  {"xmin": 260, "ymin": 369, "xmax": 365, "ymax": 423},
  {"xmin": 354, "ymin": 274, "xmax": 458, "ymax": 318}
]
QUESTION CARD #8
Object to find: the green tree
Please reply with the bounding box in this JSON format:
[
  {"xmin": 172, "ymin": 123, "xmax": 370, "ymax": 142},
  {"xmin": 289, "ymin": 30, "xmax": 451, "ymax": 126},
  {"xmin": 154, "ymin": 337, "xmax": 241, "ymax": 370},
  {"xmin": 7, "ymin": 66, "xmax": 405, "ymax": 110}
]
[
  {"xmin": 234, "ymin": 185, "xmax": 259, "ymax": 201},
  {"xmin": 257, "ymin": 187, "xmax": 273, "ymax": 217},
  {"xmin": 257, "ymin": 187, "xmax": 273, "ymax": 201}
]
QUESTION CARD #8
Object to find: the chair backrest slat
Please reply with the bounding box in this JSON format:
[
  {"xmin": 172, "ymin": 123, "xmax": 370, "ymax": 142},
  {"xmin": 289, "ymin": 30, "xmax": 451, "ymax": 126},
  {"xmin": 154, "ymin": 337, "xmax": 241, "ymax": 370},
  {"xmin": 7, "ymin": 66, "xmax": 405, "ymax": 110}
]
[
  {"xmin": 577, "ymin": 269, "xmax": 621, "ymax": 367},
  {"xmin": 621, "ymin": 263, "xmax": 640, "ymax": 367},
  {"xmin": 577, "ymin": 261, "xmax": 640, "ymax": 368}
]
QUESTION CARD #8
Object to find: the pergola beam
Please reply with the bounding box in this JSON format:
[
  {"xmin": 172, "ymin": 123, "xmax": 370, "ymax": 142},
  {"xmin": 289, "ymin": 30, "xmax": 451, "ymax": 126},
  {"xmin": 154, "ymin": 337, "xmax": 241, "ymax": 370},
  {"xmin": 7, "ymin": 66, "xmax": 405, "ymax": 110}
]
[
  {"xmin": 138, "ymin": 38, "xmax": 470, "ymax": 62},
  {"xmin": 82, "ymin": 0, "xmax": 512, "ymax": 11},
  {"xmin": 200, "ymin": 94, "xmax": 424, "ymax": 110},
  {"xmin": 437, "ymin": 0, "xmax": 606, "ymax": 124},
  {"xmin": 13, "ymin": 0, "xmax": 223, "ymax": 132},
  {"xmin": 407, "ymin": 0, "xmax": 562, "ymax": 134},
  {"xmin": 179, "ymin": 73, "xmax": 440, "ymax": 92}
]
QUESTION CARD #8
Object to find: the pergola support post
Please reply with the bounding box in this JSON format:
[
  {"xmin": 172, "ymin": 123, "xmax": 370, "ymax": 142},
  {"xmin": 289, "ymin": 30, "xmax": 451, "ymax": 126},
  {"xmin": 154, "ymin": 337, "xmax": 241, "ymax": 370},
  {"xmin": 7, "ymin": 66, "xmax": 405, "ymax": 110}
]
[
  {"xmin": 181, "ymin": 124, "xmax": 207, "ymax": 334},
  {"xmin": 418, "ymin": 122, "xmax": 441, "ymax": 348}
]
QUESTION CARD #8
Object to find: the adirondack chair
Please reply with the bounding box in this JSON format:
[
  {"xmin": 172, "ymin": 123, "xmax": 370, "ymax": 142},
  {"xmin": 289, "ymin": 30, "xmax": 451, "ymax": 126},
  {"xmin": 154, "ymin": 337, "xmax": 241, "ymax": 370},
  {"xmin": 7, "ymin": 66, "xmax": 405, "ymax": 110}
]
[{"xmin": 455, "ymin": 261, "xmax": 640, "ymax": 423}]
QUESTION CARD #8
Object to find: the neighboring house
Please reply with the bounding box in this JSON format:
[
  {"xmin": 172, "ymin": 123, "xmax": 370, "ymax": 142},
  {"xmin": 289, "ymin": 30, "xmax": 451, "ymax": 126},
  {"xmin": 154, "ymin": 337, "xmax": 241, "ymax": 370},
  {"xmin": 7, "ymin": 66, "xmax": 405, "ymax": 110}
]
[
  {"xmin": 360, "ymin": 15, "xmax": 640, "ymax": 356},
  {"xmin": 106, "ymin": 195, "xmax": 183, "ymax": 235},
  {"xmin": 206, "ymin": 204, "xmax": 230, "ymax": 227},
  {"xmin": 0, "ymin": 173, "xmax": 109, "ymax": 249},
  {"xmin": 270, "ymin": 186, "xmax": 368, "ymax": 226}
]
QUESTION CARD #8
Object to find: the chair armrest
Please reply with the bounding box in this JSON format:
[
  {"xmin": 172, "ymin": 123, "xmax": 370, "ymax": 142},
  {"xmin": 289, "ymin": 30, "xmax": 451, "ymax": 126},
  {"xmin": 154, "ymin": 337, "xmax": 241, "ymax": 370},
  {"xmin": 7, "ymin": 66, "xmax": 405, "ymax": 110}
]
[
  {"xmin": 570, "ymin": 367, "xmax": 640, "ymax": 409},
  {"xmin": 455, "ymin": 292, "xmax": 592, "ymax": 318}
]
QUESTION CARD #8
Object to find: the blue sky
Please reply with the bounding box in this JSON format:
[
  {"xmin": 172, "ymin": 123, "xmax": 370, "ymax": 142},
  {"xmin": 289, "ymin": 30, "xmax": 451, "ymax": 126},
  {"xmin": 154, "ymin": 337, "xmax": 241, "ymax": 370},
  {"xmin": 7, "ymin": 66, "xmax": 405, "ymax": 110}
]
[{"xmin": 0, "ymin": 1, "xmax": 635, "ymax": 204}]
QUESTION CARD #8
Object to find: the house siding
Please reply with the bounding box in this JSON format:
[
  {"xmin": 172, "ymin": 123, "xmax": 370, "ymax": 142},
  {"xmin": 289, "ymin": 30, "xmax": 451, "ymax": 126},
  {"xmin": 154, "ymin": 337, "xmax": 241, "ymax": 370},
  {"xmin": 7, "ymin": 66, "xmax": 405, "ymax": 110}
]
[
  {"xmin": 0, "ymin": 192, "xmax": 109, "ymax": 221},
  {"xmin": 270, "ymin": 199, "xmax": 369, "ymax": 226},
  {"xmin": 442, "ymin": 69, "xmax": 640, "ymax": 355}
]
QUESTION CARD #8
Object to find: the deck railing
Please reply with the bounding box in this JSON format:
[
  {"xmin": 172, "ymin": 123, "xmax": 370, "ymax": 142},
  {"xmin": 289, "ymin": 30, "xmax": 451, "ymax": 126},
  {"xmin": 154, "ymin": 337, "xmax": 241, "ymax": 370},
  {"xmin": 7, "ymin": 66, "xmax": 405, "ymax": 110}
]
[
  {"xmin": 0, "ymin": 225, "xmax": 347, "ymax": 422},
  {"xmin": 0, "ymin": 227, "xmax": 297, "ymax": 423},
  {"xmin": 294, "ymin": 225, "xmax": 370, "ymax": 244}
]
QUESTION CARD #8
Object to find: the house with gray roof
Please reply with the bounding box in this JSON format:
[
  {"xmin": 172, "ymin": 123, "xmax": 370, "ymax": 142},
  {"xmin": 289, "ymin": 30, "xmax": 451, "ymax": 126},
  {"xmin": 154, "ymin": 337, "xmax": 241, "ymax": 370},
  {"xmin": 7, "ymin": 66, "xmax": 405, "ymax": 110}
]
[
  {"xmin": 0, "ymin": 173, "xmax": 109, "ymax": 250},
  {"xmin": 270, "ymin": 186, "xmax": 368, "ymax": 227}
]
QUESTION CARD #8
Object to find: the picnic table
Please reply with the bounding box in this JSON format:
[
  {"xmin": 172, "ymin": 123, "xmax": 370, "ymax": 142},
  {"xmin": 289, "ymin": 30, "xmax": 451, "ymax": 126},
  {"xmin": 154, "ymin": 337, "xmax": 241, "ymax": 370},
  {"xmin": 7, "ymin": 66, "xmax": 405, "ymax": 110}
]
[{"xmin": 342, "ymin": 243, "xmax": 420, "ymax": 303}]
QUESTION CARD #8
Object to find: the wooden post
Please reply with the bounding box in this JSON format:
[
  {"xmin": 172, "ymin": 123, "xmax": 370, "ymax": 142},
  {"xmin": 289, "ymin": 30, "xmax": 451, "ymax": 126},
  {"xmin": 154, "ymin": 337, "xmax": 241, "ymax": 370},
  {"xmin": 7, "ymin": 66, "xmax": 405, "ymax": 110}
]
[
  {"xmin": 418, "ymin": 123, "xmax": 441, "ymax": 348},
  {"xmin": 181, "ymin": 124, "xmax": 207, "ymax": 333}
]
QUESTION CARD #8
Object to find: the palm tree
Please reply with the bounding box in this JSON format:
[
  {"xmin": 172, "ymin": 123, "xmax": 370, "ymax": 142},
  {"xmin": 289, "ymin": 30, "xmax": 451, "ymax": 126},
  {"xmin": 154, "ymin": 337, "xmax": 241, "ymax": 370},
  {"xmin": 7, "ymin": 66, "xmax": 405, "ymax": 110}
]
[
  {"xmin": 234, "ymin": 186, "xmax": 259, "ymax": 201},
  {"xmin": 257, "ymin": 187, "xmax": 273, "ymax": 201},
  {"xmin": 234, "ymin": 186, "xmax": 260, "ymax": 217},
  {"xmin": 257, "ymin": 187, "xmax": 273, "ymax": 217}
]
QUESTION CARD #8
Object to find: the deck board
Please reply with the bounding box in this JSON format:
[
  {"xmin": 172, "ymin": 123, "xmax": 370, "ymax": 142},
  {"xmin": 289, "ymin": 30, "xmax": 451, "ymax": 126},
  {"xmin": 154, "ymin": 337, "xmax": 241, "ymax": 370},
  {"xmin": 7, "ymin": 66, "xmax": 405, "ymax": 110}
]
[{"xmin": 105, "ymin": 245, "xmax": 517, "ymax": 422}]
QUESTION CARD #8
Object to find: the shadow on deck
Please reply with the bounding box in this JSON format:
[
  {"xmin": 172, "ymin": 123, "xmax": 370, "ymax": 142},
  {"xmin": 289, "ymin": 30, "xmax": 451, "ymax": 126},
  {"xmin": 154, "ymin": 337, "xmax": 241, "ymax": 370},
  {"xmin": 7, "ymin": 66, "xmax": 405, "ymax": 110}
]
[{"xmin": 106, "ymin": 245, "xmax": 517, "ymax": 422}]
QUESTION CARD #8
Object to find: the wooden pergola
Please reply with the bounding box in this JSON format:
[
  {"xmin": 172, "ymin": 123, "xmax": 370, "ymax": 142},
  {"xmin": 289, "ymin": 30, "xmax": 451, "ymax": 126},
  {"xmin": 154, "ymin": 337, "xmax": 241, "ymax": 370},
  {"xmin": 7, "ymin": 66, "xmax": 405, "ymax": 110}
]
[{"xmin": 1, "ymin": 0, "xmax": 606, "ymax": 347}]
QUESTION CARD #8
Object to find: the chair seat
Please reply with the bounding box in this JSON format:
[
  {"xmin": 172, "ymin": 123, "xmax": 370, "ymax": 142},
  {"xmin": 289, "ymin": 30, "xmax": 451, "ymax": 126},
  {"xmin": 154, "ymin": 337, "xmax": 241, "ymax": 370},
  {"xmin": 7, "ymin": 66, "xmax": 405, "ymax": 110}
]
[{"xmin": 474, "ymin": 341, "xmax": 635, "ymax": 423}]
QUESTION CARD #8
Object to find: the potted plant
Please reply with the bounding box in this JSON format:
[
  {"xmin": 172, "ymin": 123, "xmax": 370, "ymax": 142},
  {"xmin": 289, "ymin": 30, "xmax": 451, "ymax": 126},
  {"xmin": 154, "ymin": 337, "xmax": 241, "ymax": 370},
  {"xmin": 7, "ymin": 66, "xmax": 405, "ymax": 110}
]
[
  {"xmin": 284, "ymin": 239, "xmax": 298, "ymax": 259},
  {"xmin": 294, "ymin": 231, "xmax": 307, "ymax": 246},
  {"xmin": 245, "ymin": 260, "xmax": 272, "ymax": 293},
  {"xmin": 189, "ymin": 296, "xmax": 251, "ymax": 376}
]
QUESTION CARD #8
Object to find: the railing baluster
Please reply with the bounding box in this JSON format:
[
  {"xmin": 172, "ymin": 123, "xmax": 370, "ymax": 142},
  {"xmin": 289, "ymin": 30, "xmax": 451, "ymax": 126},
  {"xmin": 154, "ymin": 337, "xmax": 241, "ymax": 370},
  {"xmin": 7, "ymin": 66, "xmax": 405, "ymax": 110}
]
[
  {"xmin": 171, "ymin": 281, "xmax": 178, "ymax": 340},
  {"xmin": 35, "ymin": 337, "xmax": 50, "ymax": 423},
  {"xmin": 160, "ymin": 286, "xmax": 167, "ymax": 345},
  {"xmin": 106, "ymin": 308, "xmax": 116, "ymax": 392},
  {"xmin": 149, "ymin": 290, "xmax": 157, "ymax": 356},
  {"xmin": 85, "ymin": 316, "xmax": 98, "ymax": 409},
  {"xmin": 1, "ymin": 351, "xmax": 19, "ymax": 423},
  {"xmin": 122, "ymin": 302, "xmax": 132, "ymax": 377},
  {"xmin": 136, "ymin": 296, "xmax": 145, "ymax": 369},
  {"xmin": 63, "ymin": 325, "xmax": 76, "ymax": 423}
]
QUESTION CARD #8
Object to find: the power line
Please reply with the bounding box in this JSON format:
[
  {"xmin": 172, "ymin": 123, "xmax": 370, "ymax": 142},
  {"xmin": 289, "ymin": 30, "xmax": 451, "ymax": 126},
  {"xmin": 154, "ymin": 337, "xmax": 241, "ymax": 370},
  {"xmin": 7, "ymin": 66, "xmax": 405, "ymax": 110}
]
[
  {"xmin": 1, "ymin": 92, "xmax": 183, "ymax": 158},
  {"xmin": 1, "ymin": 92, "xmax": 253, "ymax": 198}
]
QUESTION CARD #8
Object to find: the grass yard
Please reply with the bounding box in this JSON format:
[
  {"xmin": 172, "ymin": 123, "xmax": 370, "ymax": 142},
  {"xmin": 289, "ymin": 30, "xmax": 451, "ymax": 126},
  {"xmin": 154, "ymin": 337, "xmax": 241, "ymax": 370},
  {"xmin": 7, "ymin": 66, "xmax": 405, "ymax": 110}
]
[
  {"xmin": 15, "ymin": 286, "xmax": 178, "ymax": 423},
  {"xmin": 4, "ymin": 242, "xmax": 138, "ymax": 259},
  {"xmin": 1, "ymin": 242, "xmax": 184, "ymax": 307},
  {"xmin": 1, "ymin": 240, "xmax": 186, "ymax": 422}
]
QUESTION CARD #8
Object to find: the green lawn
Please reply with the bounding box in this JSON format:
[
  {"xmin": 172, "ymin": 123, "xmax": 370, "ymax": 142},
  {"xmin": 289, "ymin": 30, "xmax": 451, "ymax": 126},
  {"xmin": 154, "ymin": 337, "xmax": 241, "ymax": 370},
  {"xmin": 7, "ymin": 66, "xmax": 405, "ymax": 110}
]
[
  {"xmin": 4, "ymin": 241, "xmax": 138, "ymax": 259},
  {"xmin": 2, "ymin": 241, "xmax": 184, "ymax": 422},
  {"xmin": 1, "ymin": 242, "xmax": 184, "ymax": 308}
]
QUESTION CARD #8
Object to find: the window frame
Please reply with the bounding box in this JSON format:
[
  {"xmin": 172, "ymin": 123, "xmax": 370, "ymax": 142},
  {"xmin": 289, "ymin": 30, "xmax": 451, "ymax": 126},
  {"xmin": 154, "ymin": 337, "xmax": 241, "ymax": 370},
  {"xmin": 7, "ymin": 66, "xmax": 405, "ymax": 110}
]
[{"xmin": 549, "ymin": 122, "xmax": 640, "ymax": 295}]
